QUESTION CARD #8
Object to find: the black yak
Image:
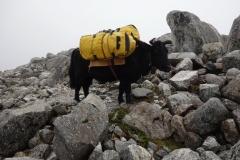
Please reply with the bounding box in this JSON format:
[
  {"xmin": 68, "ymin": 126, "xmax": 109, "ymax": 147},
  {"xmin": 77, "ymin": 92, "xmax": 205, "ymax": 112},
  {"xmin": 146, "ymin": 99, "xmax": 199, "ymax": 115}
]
[{"xmin": 69, "ymin": 38, "xmax": 172, "ymax": 104}]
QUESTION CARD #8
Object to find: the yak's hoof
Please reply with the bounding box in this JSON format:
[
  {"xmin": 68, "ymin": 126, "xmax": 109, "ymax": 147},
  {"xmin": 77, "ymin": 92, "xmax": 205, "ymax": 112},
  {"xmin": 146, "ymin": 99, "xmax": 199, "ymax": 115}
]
[
  {"xmin": 118, "ymin": 100, "xmax": 124, "ymax": 105},
  {"xmin": 74, "ymin": 98, "xmax": 80, "ymax": 103},
  {"xmin": 126, "ymin": 100, "xmax": 134, "ymax": 104}
]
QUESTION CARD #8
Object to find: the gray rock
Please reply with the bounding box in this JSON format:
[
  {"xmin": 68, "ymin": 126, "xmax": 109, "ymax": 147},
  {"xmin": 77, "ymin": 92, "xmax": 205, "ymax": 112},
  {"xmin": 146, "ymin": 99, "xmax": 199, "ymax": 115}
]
[
  {"xmin": 28, "ymin": 144, "xmax": 51, "ymax": 159},
  {"xmin": 233, "ymin": 109, "xmax": 240, "ymax": 130},
  {"xmin": 38, "ymin": 89, "xmax": 50, "ymax": 98},
  {"xmin": 170, "ymin": 70, "xmax": 198, "ymax": 90},
  {"xmin": 0, "ymin": 102, "xmax": 52, "ymax": 156},
  {"xmin": 222, "ymin": 50, "xmax": 240, "ymax": 72},
  {"xmin": 155, "ymin": 149, "xmax": 168, "ymax": 159},
  {"xmin": 202, "ymin": 42, "xmax": 224, "ymax": 62},
  {"xmin": 46, "ymin": 53, "xmax": 55, "ymax": 59},
  {"xmin": 108, "ymin": 124, "xmax": 116, "ymax": 133},
  {"xmin": 202, "ymin": 136, "xmax": 221, "ymax": 153},
  {"xmin": 184, "ymin": 132, "xmax": 203, "ymax": 150},
  {"xmin": 20, "ymin": 77, "xmax": 39, "ymax": 87},
  {"xmin": 184, "ymin": 98, "xmax": 230, "ymax": 135},
  {"xmin": 121, "ymin": 144, "xmax": 153, "ymax": 160},
  {"xmin": 221, "ymin": 34, "xmax": 228, "ymax": 47},
  {"xmin": 131, "ymin": 88, "xmax": 153, "ymax": 98},
  {"xmin": 147, "ymin": 142, "xmax": 158, "ymax": 151},
  {"xmin": 53, "ymin": 105, "xmax": 69, "ymax": 115},
  {"xmin": 39, "ymin": 71, "xmax": 51, "ymax": 80},
  {"xmin": 221, "ymin": 119, "xmax": 240, "ymax": 145},
  {"xmin": 12, "ymin": 86, "xmax": 31, "ymax": 98},
  {"xmin": 41, "ymin": 129, "xmax": 54, "ymax": 144},
  {"xmin": 115, "ymin": 140, "xmax": 136, "ymax": 158},
  {"xmin": 158, "ymin": 82, "xmax": 171, "ymax": 97},
  {"xmin": 166, "ymin": 93, "xmax": 193, "ymax": 116},
  {"xmin": 53, "ymin": 94, "xmax": 108, "ymax": 160},
  {"xmin": 28, "ymin": 130, "xmax": 43, "ymax": 149},
  {"xmin": 199, "ymin": 84, "xmax": 220, "ymax": 102},
  {"xmin": 177, "ymin": 92, "xmax": 204, "ymax": 109},
  {"xmin": 103, "ymin": 140, "xmax": 115, "ymax": 150},
  {"xmin": 225, "ymin": 15, "xmax": 240, "ymax": 53},
  {"xmin": 142, "ymin": 80, "xmax": 154, "ymax": 89},
  {"xmin": 230, "ymin": 140, "xmax": 240, "ymax": 160},
  {"xmin": 225, "ymin": 68, "xmax": 240, "ymax": 82},
  {"xmin": 162, "ymin": 148, "xmax": 200, "ymax": 160},
  {"xmin": 204, "ymin": 74, "xmax": 227, "ymax": 89},
  {"xmin": 175, "ymin": 57, "xmax": 193, "ymax": 72},
  {"xmin": 168, "ymin": 52, "xmax": 204, "ymax": 68},
  {"xmin": 171, "ymin": 115, "xmax": 187, "ymax": 141},
  {"xmin": 88, "ymin": 142, "xmax": 103, "ymax": 160},
  {"xmin": 221, "ymin": 75, "xmax": 240, "ymax": 103},
  {"xmin": 155, "ymin": 70, "xmax": 170, "ymax": 80},
  {"xmin": 222, "ymin": 99, "xmax": 240, "ymax": 111},
  {"xmin": 20, "ymin": 67, "xmax": 34, "ymax": 78},
  {"xmin": 2, "ymin": 98, "xmax": 15, "ymax": 109},
  {"xmin": 113, "ymin": 126, "xmax": 124, "ymax": 137},
  {"xmin": 167, "ymin": 10, "xmax": 222, "ymax": 55},
  {"xmin": 218, "ymin": 150, "xmax": 232, "ymax": 160},
  {"xmin": 123, "ymin": 102, "xmax": 172, "ymax": 140},
  {"xmin": 102, "ymin": 150, "xmax": 120, "ymax": 160}
]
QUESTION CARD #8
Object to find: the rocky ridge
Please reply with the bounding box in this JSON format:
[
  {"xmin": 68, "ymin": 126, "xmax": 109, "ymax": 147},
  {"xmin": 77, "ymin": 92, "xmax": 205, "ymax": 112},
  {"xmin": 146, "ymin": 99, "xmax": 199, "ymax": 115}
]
[{"xmin": 1, "ymin": 11, "xmax": 240, "ymax": 160}]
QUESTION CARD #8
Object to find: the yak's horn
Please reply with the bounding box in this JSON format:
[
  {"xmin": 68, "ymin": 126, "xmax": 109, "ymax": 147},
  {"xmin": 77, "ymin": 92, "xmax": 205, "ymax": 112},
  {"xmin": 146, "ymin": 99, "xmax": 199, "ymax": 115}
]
[
  {"xmin": 149, "ymin": 38, "xmax": 156, "ymax": 45},
  {"xmin": 163, "ymin": 40, "xmax": 173, "ymax": 45}
]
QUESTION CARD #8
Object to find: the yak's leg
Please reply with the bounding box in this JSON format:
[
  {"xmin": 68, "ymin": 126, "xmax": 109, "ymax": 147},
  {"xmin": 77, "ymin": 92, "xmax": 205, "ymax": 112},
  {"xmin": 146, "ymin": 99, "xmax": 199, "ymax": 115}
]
[
  {"xmin": 83, "ymin": 84, "xmax": 90, "ymax": 98},
  {"xmin": 118, "ymin": 82, "xmax": 124, "ymax": 104},
  {"xmin": 74, "ymin": 85, "xmax": 81, "ymax": 102},
  {"xmin": 83, "ymin": 77, "xmax": 93, "ymax": 98},
  {"xmin": 125, "ymin": 83, "xmax": 133, "ymax": 104}
]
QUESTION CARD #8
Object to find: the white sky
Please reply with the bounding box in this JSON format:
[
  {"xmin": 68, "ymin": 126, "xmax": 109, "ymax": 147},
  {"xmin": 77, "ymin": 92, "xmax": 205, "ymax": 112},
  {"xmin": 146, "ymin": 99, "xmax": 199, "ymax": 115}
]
[{"xmin": 0, "ymin": 0, "xmax": 239, "ymax": 72}]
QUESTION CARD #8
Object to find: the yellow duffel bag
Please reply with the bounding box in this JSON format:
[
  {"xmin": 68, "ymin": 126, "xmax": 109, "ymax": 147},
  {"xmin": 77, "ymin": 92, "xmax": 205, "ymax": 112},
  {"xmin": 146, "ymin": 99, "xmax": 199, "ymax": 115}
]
[{"xmin": 79, "ymin": 24, "xmax": 140, "ymax": 60}]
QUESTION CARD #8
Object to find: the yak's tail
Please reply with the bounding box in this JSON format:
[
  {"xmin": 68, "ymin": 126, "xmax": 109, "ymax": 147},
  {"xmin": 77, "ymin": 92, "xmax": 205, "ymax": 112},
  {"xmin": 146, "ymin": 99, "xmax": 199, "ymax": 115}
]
[{"xmin": 69, "ymin": 48, "xmax": 77, "ymax": 89}]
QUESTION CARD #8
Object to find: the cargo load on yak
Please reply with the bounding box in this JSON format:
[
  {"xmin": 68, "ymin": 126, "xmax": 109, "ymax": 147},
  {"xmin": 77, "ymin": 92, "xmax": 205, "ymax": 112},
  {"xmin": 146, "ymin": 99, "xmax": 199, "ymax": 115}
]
[{"xmin": 79, "ymin": 25, "xmax": 140, "ymax": 60}]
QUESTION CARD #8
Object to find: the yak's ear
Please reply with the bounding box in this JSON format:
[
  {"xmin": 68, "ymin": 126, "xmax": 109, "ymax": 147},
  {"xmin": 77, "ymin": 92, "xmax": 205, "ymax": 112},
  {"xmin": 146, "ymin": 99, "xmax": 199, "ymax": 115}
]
[{"xmin": 149, "ymin": 38, "xmax": 156, "ymax": 45}]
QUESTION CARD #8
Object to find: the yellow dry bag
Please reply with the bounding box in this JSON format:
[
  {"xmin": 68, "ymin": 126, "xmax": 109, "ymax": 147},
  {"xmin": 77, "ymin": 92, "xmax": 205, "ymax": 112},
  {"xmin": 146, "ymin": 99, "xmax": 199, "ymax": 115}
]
[{"xmin": 79, "ymin": 25, "xmax": 140, "ymax": 60}]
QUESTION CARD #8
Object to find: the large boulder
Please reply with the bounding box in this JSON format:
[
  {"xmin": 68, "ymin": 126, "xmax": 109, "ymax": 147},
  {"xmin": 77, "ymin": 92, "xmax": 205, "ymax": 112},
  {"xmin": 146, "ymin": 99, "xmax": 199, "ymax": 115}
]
[
  {"xmin": 221, "ymin": 75, "xmax": 240, "ymax": 104},
  {"xmin": 0, "ymin": 102, "xmax": 52, "ymax": 156},
  {"xmin": 184, "ymin": 98, "xmax": 230, "ymax": 135},
  {"xmin": 122, "ymin": 102, "xmax": 172, "ymax": 140},
  {"xmin": 225, "ymin": 15, "xmax": 240, "ymax": 53},
  {"xmin": 53, "ymin": 94, "xmax": 109, "ymax": 160},
  {"xmin": 167, "ymin": 10, "xmax": 222, "ymax": 55},
  {"xmin": 222, "ymin": 50, "xmax": 240, "ymax": 72}
]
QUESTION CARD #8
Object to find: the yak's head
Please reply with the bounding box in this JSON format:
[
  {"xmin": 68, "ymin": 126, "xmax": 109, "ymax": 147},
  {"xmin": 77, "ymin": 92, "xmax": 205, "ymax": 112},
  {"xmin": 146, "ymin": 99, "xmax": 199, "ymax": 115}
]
[{"xmin": 149, "ymin": 38, "xmax": 172, "ymax": 72}]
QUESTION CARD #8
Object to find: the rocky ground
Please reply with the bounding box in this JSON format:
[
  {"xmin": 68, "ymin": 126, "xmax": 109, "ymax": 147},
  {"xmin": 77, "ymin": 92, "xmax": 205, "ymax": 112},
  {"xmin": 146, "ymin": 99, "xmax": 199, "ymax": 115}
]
[{"xmin": 1, "ymin": 11, "xmax": 240, "ymax": 160}]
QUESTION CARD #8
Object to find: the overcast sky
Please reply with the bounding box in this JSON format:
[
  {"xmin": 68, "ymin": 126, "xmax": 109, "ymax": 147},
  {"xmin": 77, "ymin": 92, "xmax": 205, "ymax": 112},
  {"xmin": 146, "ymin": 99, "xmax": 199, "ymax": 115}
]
[{"xmin": 0, "ymin": 0, "xmax": 239, "ymax": 72}]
